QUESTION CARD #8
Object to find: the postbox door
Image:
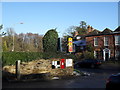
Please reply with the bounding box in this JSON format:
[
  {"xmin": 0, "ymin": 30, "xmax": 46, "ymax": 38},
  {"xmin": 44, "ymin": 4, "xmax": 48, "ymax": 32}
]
[{"xmin": 60, "ymin": 59, "xmax": 65, "ymax": 69}]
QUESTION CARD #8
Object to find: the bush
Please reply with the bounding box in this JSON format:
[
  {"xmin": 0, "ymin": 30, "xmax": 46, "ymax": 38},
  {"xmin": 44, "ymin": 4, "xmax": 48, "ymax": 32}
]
[
  {"xmin": 84, "ymin": 51, "xmax": 94, "ymax": 59},
  {"xmin": 43, "ymin": 29, "xmax": 58, "ymax": 53},
  {"xmin": 75, "ymin": 52, "xmax": 83, "ymax": 61},
  {"xmin": 2, "ymin": 52, "xmax": 43, "ymax": 66}
]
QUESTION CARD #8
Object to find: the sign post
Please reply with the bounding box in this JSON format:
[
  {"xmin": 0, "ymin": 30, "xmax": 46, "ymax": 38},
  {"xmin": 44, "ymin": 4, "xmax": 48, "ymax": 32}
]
[
  {"xmin": 68, "ymin": 38, "xmax": 73, "ymax": 53},
  {"xmin": 16, "ymin": 60, "xmax": 21, "ymax": 80}
]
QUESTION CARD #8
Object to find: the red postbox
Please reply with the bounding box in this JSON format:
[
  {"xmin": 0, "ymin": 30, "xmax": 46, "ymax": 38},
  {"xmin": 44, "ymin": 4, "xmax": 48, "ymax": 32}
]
[{"xmin": 60, "ymin": 59, "xmax": 65, "ymax": 69}]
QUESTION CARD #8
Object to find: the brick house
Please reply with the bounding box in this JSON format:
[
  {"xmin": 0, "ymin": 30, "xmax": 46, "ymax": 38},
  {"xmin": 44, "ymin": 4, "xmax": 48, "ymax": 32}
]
[
  {"xmin": 86, "ymin": 26, "xmax": 120, "ymax": 61},
  {"xmin": 114, "ymin": 26, "xmax": 120, "ymax": 60}
]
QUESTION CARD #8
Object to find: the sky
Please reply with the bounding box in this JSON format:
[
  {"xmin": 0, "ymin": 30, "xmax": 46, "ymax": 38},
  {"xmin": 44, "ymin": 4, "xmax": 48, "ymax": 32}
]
[
  {"xmin": 1, "ymin": 2, "xmax": 119, "ymax": 37},
  {"xmin": 118, "ymin": 1, "xmax": 120, "ymax": 26}
]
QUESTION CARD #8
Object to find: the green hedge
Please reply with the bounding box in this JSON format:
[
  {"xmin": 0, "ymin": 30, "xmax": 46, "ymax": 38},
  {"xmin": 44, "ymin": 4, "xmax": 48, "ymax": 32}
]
[
  {"xmin": 2, "ymin": 52, "xmax": 76, "ymax": 66},
  {"xmin": 2, "ymin": 52, "xmax": 43, "ymax": 66}
]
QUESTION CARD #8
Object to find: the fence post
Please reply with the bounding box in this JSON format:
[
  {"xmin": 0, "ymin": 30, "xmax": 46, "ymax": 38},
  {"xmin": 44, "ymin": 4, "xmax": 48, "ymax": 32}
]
[{"xmin": 16, "ymin": 60, "xmax": 21, "ymax": 80}]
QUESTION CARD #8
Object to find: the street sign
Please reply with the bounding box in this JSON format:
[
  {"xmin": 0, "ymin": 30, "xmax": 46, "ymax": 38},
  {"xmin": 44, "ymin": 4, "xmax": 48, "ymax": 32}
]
[
  {"xmin": 66, "ymin": 59, "xmax": 73, "ymax": 67},
  {"xmin": 52, "ymin": 61, "xmax": 60, "ymax": 69},
  {"xmin": 68, "ymin": 38, "xmax": 73, "ymax": 53}
]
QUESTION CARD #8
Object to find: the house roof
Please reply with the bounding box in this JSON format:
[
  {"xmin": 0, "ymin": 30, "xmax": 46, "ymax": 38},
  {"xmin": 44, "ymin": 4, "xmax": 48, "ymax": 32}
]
[
  {"xmin": 114, "ymin": 26, "xmax": 120, "ymax": 32},
  {"xmin": 87, "ymin": 29, "xmax": 101, "ymax": 35},
  {"xmin": 101, "ymin": 28, "xmax": 113, "ymax": 34},
  {"xmin": 85, "ymin": 27, "xmax": 120, "ymax": 37},
  {"xmin": 86, "ymin": 28, "xmax": 114, "ymax": 37}
]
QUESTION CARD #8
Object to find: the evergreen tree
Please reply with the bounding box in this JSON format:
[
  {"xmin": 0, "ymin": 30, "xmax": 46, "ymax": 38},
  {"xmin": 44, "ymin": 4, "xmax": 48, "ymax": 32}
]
[{"xmin": 43, "ymin": 29, "xmax": 58, "ymax": 53}]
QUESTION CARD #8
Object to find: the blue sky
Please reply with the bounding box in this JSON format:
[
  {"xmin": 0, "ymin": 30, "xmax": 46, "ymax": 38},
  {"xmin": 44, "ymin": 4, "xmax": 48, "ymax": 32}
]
[
  {"xmin": 2, "ymin": 2, "xmax": 118, "ymax": 37},
  {"xmin": 118, "ymin": 1, "xmax": 120, "ymax": 26}
]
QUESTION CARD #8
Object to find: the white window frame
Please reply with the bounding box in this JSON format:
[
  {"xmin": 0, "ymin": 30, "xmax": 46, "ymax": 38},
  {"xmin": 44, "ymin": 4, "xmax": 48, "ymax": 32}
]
[
  {"xmin": 94, "ymin": 51, "xmax": 96, "ymax": 58},
  {"xmin": 104, "ymin": 36, "xmax": 109, "ymax": 46},
  {"xmin": 94, "ymin": 37, "xmax": 98, "ymax": 46},
  {"xmin": 115, "ymin": 50, "xmax": 120, "ymax": 58},
  {"xmin": 103, "ymin": 48, "xmax": 110, "ymax": 61},
  {"xmin": 115, "ymin": 35, "xmax": 120, "ymax": 45}
]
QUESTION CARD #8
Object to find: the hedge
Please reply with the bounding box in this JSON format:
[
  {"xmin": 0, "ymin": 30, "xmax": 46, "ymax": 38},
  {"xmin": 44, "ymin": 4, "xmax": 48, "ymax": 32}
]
[
  {"xmin": 2, "ymin": 52, "xmax": 43, "ymax": 66},
  {"xmin": 2, "ymin": 52, "xmax": 77, "ymax": 66}
]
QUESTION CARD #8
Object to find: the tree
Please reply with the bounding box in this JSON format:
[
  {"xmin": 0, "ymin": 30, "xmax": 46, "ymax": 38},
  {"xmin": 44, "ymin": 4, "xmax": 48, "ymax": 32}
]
[
  {"xmin": 0, "ymin": 25, "xmax": 6, "ymax": 36},
  {"xmin": 5, "ymin": 28, "xmax": 15, "ymax": 51},
  {"xmin": 80, "ymin": 21, "xmax": 87, "ymax": 29},
  {"xmin": 63, "ymin": 21, "xmax": 88, "ymax": 37},
  {"xmin": 76, "ymin": 21, "xmax": 88, "ymax": 35},
  {"xmin": 0, "ymin": 25, "xmax": 3, "ymax": 54},
  {"xmin": 64, "ymin": 26, "xmax": 77, "ymax": 37},
  {"xmin": 2, "ymin": 31, "xmax": 43, "ymax": 52},
  {"xmin": 75, "ymin": 26, "xmax": 87, "ymax": 35},
  {"xmin": 43, "ymin": 29, "xmax": 58, "ymax": 53},
  {"xmin": 62, "ymin": 21, "xmax": 88, "ymax": 52},
  {"xmin": 33, "ymin": 34, "xmax": 43, "ymax": 52},
  {"xmin": 2, "ymin": 41, "xmax": 8, "ymax": 51}
]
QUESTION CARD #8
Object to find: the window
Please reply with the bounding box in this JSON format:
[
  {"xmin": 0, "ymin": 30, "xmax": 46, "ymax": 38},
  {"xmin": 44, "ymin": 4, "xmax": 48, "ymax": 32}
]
[
  {"xmin": 115, "ymin": 50, "xmax": 120, "ymax": 60},
  {"xmin": 94, "ymin": 37, "xmax": 98, "ymax": 46},
  {"xmin": 104, "ymin": 36, "xmax": 109, "ymax": 46},
  {"xmin": 94, "ymin": 51, "xmax": 99, "ymax": 59},
  {"xmin": 115, "ymin": 35, "xmax": 120, "ymax": 45},
  {"xmin": 94, "ymin": 51, "xmax": 96, "ymax": 58}
]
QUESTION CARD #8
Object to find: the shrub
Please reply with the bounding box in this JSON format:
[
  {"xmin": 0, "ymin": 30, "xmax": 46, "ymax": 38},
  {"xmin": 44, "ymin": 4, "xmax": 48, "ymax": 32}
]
[
  {"xmin": 43, "ymin": 29, "xmax": 58, "ymax": 53},
  {"xmin": 84, "ymin": 51, "xmax": 94, "ymax": 59},
  {"xmin": 2, "ymin": 52, "xmax": 43, "ymax": 66}
]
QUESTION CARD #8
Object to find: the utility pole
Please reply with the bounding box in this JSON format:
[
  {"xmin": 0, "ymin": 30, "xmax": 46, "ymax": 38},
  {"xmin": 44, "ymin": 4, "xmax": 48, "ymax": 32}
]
[
  {"xmin": 12, "ymin": 30, "xmax": 15, "ymax": 51},
  {"xmin": 11, "ymin": 22, "xmax": 23, "ymax": 52}
]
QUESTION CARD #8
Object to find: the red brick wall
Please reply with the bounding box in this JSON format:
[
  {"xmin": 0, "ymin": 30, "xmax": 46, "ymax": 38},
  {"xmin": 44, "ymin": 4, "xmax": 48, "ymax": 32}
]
[{"xmin": 86, "ymin": 35, "xmax": 115, "ymax": 60}]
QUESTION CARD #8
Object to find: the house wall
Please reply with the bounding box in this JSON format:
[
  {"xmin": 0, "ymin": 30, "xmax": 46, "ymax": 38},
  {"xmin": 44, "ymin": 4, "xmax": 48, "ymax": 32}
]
[
  {"xmin": 114, "ymin": 33, "xmax": 120, "ymax": 60},
  {"xmin": 86, "ymin": 35, "xmax": 115, "ymax": 61}
]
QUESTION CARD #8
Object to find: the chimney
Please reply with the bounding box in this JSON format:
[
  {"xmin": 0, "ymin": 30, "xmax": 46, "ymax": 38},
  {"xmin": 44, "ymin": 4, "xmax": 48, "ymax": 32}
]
[
  {"xmin": 91, "ymin": 26, "xmax": 94, "ymax": 31},
  {"xmin": 87, "ymin": 25, "xmax": 94, "ymax": 33},
  {"xmin": 87, "ymin": 25, "xmax": 91, "ymax": 33}
]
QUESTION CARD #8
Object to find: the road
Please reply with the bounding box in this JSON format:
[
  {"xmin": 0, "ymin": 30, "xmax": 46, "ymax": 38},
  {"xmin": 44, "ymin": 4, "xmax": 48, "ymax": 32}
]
[{"xmin": 2, "ymin": 62, "xmax": 120, "ymax": 89}]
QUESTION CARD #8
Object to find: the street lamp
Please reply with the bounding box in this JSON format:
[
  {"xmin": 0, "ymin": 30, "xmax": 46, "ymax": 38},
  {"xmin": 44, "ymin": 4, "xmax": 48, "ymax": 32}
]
[
  {"xmin": 11, "ymin": 22, "xmax": 23, "ymax": 52},
  {"xmin": 12, "ymin": 30, "xmax": 14, "ymax": 52}
]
